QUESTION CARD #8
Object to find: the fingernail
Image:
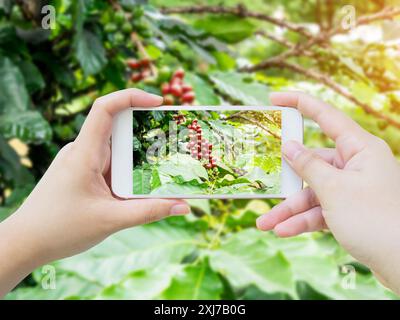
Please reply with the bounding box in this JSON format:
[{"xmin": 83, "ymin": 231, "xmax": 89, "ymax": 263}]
[
  {"xmin": 282, "ymin": 140, "xmax": 304, "ymax": 161},
  {"xmin": 256, "ymin": 215, "xmax": 264, "ymax": 228},
  {"xmin": 148, "ymin": 93, "xmax": 163, "ymax": 103},
  {"xmin": 170, "ymin": 204, "xmax": 190, "ymax": 216},
  {"xmin": 256, "ymin": 215, "xmax": 270, "ymax": 231}
]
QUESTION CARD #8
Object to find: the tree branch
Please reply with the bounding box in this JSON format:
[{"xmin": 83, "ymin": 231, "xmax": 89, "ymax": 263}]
[
  {"xmin": 242, "ymin": 60, "xmax": 400, "ymax": 129},
  {"xmin": 226, "ymin": 113, "xmax": 281, "ymax": 139},
  {"xmin": 242, "ymin": 6, "xmax": 400, "ymax": 73},
  {"xmin": 255, "ymin": 30, "xmax": 317, "ymax": 59},
  {"xmin": 255, "ymin": 30, "xmax": 293, "ymax": 49},
  {"xmin": 329, "ymin": 6, "xmax": 400, "ymax": 37},
  {"xmin": 161, "ymin": 4, "xmax": 313, "ymax": 39},
  {"xmin": 163, "ymin": 4, "xmax": 400, "ymax": 130},
  {"xmin": 15, "ymin": 0, "xmax": 45, "ymax": 25}
]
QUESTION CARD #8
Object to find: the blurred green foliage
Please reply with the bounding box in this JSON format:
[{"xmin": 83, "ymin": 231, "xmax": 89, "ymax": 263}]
[{"xmin": 1, "ymin": 0, "xmax": 400, "ymax": 299}]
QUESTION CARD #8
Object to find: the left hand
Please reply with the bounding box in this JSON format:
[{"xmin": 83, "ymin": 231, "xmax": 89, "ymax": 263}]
[{"xmin": 0, "ymin": 89, "xmax": 189, "ymax": 296}]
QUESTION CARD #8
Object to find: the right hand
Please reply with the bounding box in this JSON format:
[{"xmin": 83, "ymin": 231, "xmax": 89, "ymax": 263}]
[{"xmin": 256, "ymin": 92, "xmax": 400, "ymax": 293}]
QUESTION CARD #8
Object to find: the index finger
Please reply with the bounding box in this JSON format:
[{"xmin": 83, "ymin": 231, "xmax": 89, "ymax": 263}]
[
  {"xmin": 76, "ymin": 88, "xmax": 163, "ymax": 150},
  {"xmin": 270, "ymin": 91, "xmax": 367, "ymax": 141}
]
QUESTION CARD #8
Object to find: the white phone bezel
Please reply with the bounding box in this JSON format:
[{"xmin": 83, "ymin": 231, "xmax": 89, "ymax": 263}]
[{"xmin": 112, "ymin": 106, "xmax": 303, "ymax": 199}]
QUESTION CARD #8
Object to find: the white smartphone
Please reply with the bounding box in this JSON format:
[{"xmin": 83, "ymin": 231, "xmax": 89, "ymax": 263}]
[{"xmin": 112, "ymin": 106, "xmax": 303, "ymax": 199}]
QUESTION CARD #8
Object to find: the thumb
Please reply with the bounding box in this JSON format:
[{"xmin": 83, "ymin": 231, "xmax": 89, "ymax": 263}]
[
  {"xmin": 108, "ymin": 199, "xmax": 190, "ymax": 230},
  {"xmin": 283, "ymin": 140, "xmax": 338, "ymax": 191}
]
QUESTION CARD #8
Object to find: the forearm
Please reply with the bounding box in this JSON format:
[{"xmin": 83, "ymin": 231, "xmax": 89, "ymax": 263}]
[
  {"xmin": 375, "ymin": 250, "xmax": 400, "ymax": 295},
  {"xmin": 0, "ymin": 209, "xmax": 45, "ymax": 298}
]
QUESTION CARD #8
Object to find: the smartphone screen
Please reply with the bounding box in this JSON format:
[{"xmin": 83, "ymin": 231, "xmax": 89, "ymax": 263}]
[{"xmin": 131, "ymin": 110, "xmax": 282, "ymax": 196}]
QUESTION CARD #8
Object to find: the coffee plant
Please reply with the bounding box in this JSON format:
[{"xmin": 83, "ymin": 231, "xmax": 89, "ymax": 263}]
[
  {"xmin": 132, "ymin": 109, "xmax": 281, "ymax": 196},
  {"xmin": 1, "ymin": 0, "xmax": 400, "ymax": 299}
]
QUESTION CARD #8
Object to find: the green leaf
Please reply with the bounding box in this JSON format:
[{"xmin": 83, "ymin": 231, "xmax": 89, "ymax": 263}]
[
  {"xmin": 0, "ymin": 0, "xmax": 12, "ymax": 14},
  {"xmin": 0, "ymin": 136, "xmax": 34, "ymax": 186},
  {"xmin": 213, "ymin": 51, "xmax": 236, "ymax": 71},
  {"xmin": 103, "ymin": 60, "xmax": 126, "ymax": 89},
  {"xmin": 132, "ymin": 136, "xmax": 141, "ymax": 151},
  {"xmin": 97, "ymin": 266, "xmax": 182, "ymax": 300},
  {"xmin": 19, "ymin": 61, "xmax": 45, "ymax": 93},
  {"xmin": 158, "ymin": 153, "xmax": 209, "ymax": 184},
  {"xmin": 225, "ymin": 200, "xmax": 270, "ymax": 229},
  {"xmin": 151, "ymin": 168, "xmax": 162, "ymax": 190},
  {"xmin": 208, "ymin": 229, "xmax": 296, "ymax": 297},
  {"xmin": 243, "ymin": 167, "xmax": 280, "ymax": 189},
  {"xmin": 74, "ymin": 29, "xmax": 107, "ymax": 76},
  {"xmin": 193, "ymin": 16, "xmax": 256, "ymax": 44},
  {"xmin": 120, "ymin": 0, "xmax": 147, "ymax": 10},
  {"xmin": 328, "ymin": 273, "xmax": 399, "ymax": 300},
  {"xmin": 209, "ymin": 71, "xmax": 269, "ymax": 106},
  {"xmin": 218, "ymin": 174, "xmax": 250, "ymax": 187},
  {"xmin": 185, "ymin": 72, "xmax": 220, "ymax": 105},
  {"xmin": 55, "ymin": 95, "xmax": 92, "ymax": 116},
  {"xmin": 0, "ymin": 24, "xmax": 27, "ymax": 57},
  {"xmin": 0, "ymin": 111, "xmax": 52, "ymax": 143},
  {"xmin": 151, "ymin": 110, "xmax": 165, "ymax": 122},
  {"xmin": 132, "ymin": 167, "xmax": 152, "ymax": 194},
  {"xmin": 73, "ymin": 0, "xmax": 88, "ymax": 32},
  {"xmin": 53, "ymin": 222, "xmax": 197, "ymax": 286},
  {"xmin": 254, "ymin": 232, "xmax": 398, "ymax": 299},
  {"xmin": 6, "ymin": 273, "xmax": 102, "ymax": 300},
  {"xmin": 97, "ymin": 259, "xmax": 223, "ymax": 300},
  {"xmin": 0, "ymin": 182, "xmax": 35, "ymax": 222},
  {"xmin": 0, "ymin": 206, "xmax": 16, "ymax": 222},
  {"xmin": 351, "ymin": 82, "xmax": 377, "ymax": 105},
  {"xmin": 187, "ymin": 199, "xmax": 211, "ymax": 215},
  {"xmin": 0, "ymin": 57, "xmax": 29, "ymax": 113},
  {"xmin": 181, "ymin": 36, "xmax": 217, "ymax": 65},
  {"xmin": 0, "ymin": 185, "xmax": 33, "ymax": 222},
  {"xmin": 162, "ymin": 259, "xmax": 223, "ymax": 300}
]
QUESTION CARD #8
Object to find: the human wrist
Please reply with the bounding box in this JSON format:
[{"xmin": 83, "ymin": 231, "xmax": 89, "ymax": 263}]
[{"xmin": 0, "ymin": 209, "xmax": 48, "ymax": 296}]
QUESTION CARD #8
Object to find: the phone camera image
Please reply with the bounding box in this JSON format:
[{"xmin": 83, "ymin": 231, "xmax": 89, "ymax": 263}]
[{"xmin": 131, "ymin": 109, "xmax": 282, "ymax": 196}]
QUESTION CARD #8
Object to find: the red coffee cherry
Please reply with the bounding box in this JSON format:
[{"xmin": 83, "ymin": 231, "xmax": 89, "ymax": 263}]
[
  {"xmin": 140, "ymin": 58, "xmax": 151, "ymax": 67},
  {"xmin": 127, "ymin": 59, "xmax": 141, "ymax": 69},
  {"xmin": 182, "ymin": 83, "xmax": 193, "ymax": 93},
  {"xmin": 163, "ymin": 95, "xmax": 174, "ymax": 105},
  {"xmin": 170, "ymin": 84, "xmax": 182, "ymax": 97},
  {"xmin": 131, "ymin": 73, "xmax": 143, "ymax": 82},
  {"xmin": 170, "ymin": 77, "xmax": 182, "ymax": 86},
  {"xmin": 182, "ymin": 91, "xmax": 195, "ymax": 103},
  {"xmin": 161, "ymin": 83, "xmax": 170, "ymax": 95},
  {"xmin": 173, "ymin": 69, "xmax": 185, "ymax": 79}
]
